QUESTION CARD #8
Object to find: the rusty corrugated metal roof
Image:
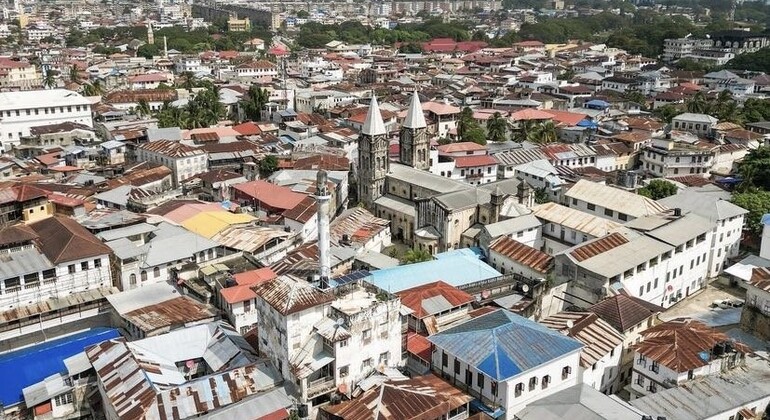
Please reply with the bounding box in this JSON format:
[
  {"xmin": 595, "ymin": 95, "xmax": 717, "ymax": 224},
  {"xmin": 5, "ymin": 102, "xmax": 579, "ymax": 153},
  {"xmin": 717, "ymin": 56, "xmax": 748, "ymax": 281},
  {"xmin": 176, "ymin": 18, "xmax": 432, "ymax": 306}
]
[
  {"xmin": 251, "ymin": 274, "xmax": 334, "ymax": 315},
  {"xmin": 540, "ymin": 312, "xmax": 623, "ymax": 368},
  {"xmin": 569, "ymin": 232, "xmax": 629, "ymax": 262},
  {"xmin": 489, "ymin": 236, "xmax": 553, "ymax": 274}
]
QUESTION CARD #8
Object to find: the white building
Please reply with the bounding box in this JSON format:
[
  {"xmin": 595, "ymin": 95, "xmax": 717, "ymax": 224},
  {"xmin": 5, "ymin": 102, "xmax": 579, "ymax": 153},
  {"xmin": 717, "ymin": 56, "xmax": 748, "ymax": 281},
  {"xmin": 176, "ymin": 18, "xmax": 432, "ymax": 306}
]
[
  {"xmin": 431, "ymin": 142, "xmax": 498, "ymax": 185},
  {"xmin": 97, "ymin": 221, "xmax": 220, "ymax": 291},
  {"xmin": 532, "ymin": 202, "xmax": 624, "ymax": 256},
  {"xmin": 640, "ymin": 136, "xmax": 717, "ymax": 178},
  {"xmin": 0, "ymin": 89, "xmax": 93, "ymax": 151},
  {"xmin": 428, "ymin": 309, "xmax": 583, "ymax": 418},
  {"xmin": 253, "ymin": 276, "xmax": 403, "ymax": 412},
  {"xmin": 219, "ymin": 267, "xmax": 277, "ymax": 335},
  {"xmin": 564, "ymin": 180, "xmax": 669, "ymax": 223},
  {"xmin": 0, "ymin": 217, "xmax": 112, "ymax": 312},
  {"xmin": 554, "ymin": 211, "xmax": 714, "ymax": 310},
  {"xmin": 540, "ymin": 312, "xmax": 624, "ymax": 395},
  {"xmin": 488, "ymin": 235, "xmax": 552, "ymax": 279},
  {"xmin": 671, "ymin": 113, "xmax": 719, "ymax": 137},
  {"xmin": 629, "ymin": 319, "xmax": 749, "ymax": 399},
  {"xmin": 659, "ymin": 185, "xmax": 748, "ymax": 277},
  {"xmin": 135, "ymin": 140, "xmax": 208, "ymax": 187}
]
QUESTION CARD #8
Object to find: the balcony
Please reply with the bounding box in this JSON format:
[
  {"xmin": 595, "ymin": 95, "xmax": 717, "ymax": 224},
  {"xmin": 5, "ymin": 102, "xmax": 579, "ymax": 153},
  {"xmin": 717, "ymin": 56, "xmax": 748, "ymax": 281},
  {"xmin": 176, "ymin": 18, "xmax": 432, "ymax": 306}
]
[{"xmin": 307, "ymin": 376, "xmax": 335, "ymax": 398}]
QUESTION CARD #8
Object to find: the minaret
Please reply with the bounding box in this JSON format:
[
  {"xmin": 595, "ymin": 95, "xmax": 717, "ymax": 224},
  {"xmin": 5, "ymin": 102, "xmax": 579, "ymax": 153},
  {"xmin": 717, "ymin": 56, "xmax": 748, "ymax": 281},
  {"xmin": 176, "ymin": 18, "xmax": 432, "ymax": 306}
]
[
  {"xmin": 147, "ymin": 21, "xmax": 155, "ymax": 45},
  {"xmin": 163, "ymin": 36, "xmax": 168, "ymax": 58},
  {"xmin": 315, "ymin": 170, "xmax": 331, "ymax": 285},
  {"xmin": 399, "ymin": 90, "xmax": 429, "ymax": 170},
  {"xmin": 357, "ymin": 94, "xmax": 388, "ymax": 209}
]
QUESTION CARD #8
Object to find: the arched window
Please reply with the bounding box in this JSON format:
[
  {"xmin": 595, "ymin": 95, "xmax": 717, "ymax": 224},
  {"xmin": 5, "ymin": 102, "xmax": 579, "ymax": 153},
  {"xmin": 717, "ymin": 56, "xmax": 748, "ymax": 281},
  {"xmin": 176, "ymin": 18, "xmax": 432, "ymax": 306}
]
[
  {"xmin": 129, "ymin": 273, "xmax": 137, "ymax": 285},
  {"xmin": 140, "ymin": 271, "xmax": 147, "ymax": 282},
  {"xmin": 207, "ymin": 249, "xmax": 214, "ymax": 259},
  {"xmin": 153, "ymin": 267, "xmax": 160, "ymax": 278}
]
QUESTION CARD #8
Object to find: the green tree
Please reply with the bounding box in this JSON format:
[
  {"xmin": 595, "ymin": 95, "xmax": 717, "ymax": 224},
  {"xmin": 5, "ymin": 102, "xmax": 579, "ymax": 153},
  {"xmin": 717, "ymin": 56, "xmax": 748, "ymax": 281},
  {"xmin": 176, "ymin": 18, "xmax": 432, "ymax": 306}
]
[
  {"xmin": 136, "ymin": 99, "xmax": 151, "ymax": 117},
  {"xmin": 402, "ymin": 248, "xmax": 433, "ymax": 264},
  {"xmin": 638, "ymin": 179, "xmax": 677, "ymax": 200},
  {"xmin": 527, "ymin": 121, "xmax": 559, "ymax": 145},
  {"xmin": 738, "ymin": 146, "xmax": 770, "ymax": 192},
  {"xmin": 398, "ymin": 42, "xmax": 423, "ymax": 53},
  {"xmin": 296, "ymin": 10, "xmax": 309, "ymax": 18},
  {"xmin": 465, "ymin": 126, "xmax": 487, "ymax": 145},
  {"xmin": 457, "ymin": 107, "xmax": 474, "ymax": 139},
  {"xmin": 43, "ymin": 72, "xmax": 56, "ymax": 89},
  {"xmin": 726, "ymin": 47, "xmax": 770, "ymax": 72},
  {"xmin": 512, "ymin": 120, "xmax": 537, "ymax": 143},
  {"xmin": 240, "ymin": 85, "xmax": 270, "ymax": 121},
  {"xmin": 732, "ymin": 191, "xmax": 770, "ymax": 234},
  {"xmin": 68, "ymin": 65, "xmax": 80, "ymax": 83},
  {"xmin": 81, "ymin": 81, "xmax": 103, "ymax": 96},
  {"xmin": 653, "ymin": 104, "xmax": 682, "ymax": 123},
  {"xmin": 534, "ymin": 187, "xmax": 550, "ymax": 204},
  {"xmin": 622, "ymin": 90, "xmax": 648, "ymax": 110},
  {"xmin": 259, "ymin": 155, "xmax": 278, "ymax": 177},
  {"xmin": 486, "ymin": 112, "xmax": 508, "ymax": 142},
  {"xmin": 178, "ymin": 71, "xmax": 196, "ymax": 92},
  {"xmin": 685, "ymin": 91, "xmax": 710, "ymax": 114},
  {"xmin": 136, "ymin": 43, "xmax": 161, "ymax": 59}
]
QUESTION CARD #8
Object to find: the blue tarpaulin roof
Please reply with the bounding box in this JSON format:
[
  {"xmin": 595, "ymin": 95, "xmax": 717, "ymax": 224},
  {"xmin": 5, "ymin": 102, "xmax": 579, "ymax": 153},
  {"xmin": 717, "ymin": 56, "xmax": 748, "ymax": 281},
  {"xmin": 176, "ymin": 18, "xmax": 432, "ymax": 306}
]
[
  {"xmin": 0, "ymin": 328, "xmax": 120, "ymax": 407},
  {"xmin": 585, "ymin": 99, "xmax": 610, "ymax": 109},
  {"xmin": 428, "ymin": 310, "xmax": 583, "ymax": 381},
  {"xmin": 577, "ymin": 119, "xmax": 598, "ymax": 128},
  {"xmin": 367, "ymin": 249, "xmax": 501, "ymax": 293}
]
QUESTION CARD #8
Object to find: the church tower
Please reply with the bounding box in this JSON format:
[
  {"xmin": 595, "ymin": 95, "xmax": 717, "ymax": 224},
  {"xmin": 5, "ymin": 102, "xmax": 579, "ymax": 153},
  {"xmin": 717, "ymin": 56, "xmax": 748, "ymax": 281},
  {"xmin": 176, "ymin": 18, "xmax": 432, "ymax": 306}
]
[
  {"xmin": 399, "ymin": 91, "xmax": 429, "ymax": 170},
  {"xmin": 357, "ymin": 95, "xmax": 388, "ymax": 209}
]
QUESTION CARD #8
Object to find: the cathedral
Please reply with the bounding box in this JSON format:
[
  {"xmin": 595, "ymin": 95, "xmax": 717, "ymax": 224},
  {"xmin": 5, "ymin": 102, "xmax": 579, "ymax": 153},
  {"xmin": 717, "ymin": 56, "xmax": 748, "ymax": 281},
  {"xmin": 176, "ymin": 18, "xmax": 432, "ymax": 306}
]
[{"xmin": 357, "ymin": 92, "xmax": 535, "ymax": 254}]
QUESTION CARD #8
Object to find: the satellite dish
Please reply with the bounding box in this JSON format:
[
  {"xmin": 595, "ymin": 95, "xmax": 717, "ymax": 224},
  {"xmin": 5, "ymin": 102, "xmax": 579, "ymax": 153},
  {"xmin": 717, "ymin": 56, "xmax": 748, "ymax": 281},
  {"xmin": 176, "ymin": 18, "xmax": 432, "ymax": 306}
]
[
  {"xmin": 335, "ymin": 318, "xmax": 344, "ymax": 327},
  {"xmin": 521, "ymin": 284, "xmax": 530, "ymax": 293}
]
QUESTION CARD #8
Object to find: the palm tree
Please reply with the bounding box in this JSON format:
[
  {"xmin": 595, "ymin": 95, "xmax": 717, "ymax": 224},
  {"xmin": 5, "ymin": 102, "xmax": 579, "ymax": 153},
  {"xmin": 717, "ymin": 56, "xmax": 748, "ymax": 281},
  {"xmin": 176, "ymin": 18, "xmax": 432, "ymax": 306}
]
[
  {"xmin": 136, "ymin": 99, "xmax": 151, "ymax": 117},
  {"xmin": 179, "ymin": 71, "xmax": 196, "ymax": 92},
  {"xmin": 528, "ymin": 121, "xmax": 559, "ymax": 145},
  {"xmin": 486, "ymin": 112, "xmax": 508, "ymax": 142},
  {"xmin": 457, "ymin": 107, "xmax": 474, "ymax": 139},
  {"xmin": 158, "ymin": 106, "xmax": 186, "ymax": 128},
  {"xmin": 512, "ymin": 119, "xmax": 537, "ymax": 143},
  {"xmin": 240, "ymin": 85, "xmax": 270, "ymax": 122},
  {"xmin": 43, "ymin": 72, "xmax": 56, "ymax": 89},
  {"xmin": 69, "ymin": 65, "xmax": 80, "ymax": 83},
  {"xmin": 685, "ymin": 91, "xmax": 709, "ymax": 114}
]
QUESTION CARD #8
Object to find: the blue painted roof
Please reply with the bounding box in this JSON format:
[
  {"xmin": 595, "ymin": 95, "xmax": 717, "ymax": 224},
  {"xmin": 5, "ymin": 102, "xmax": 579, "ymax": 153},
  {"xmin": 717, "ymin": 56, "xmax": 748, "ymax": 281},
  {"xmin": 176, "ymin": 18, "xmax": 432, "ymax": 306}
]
[
  {"xmin": 367, "ymin": 251, "xmax": 501, "ymax": 293},
  {"xmin": 0, "ymin": 328, "xmax": 120, "ymax": 407},
  {"xmin": 428, "ymin": 310, "xmax": 583, "ymax": 381}
]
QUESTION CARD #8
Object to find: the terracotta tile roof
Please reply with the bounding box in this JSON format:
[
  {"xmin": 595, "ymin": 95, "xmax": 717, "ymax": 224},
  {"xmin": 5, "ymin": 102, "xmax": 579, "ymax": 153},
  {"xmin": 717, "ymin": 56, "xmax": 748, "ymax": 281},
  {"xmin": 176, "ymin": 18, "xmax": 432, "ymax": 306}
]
[
  {"xmin": 221, "ymin": 284, "xmax": 257, "ymax": 304},
  {"xmin": 232, "ymin": 122, "xmax": 262, "ymax": 136},
  {"xmin": 634, "ymin": 319, "xmax": 751, "ymax": 372},
  {"xmin": 234, "ymin": 267, "xmax": 277, "ymax": 286},
  {"xmin": 489, "ymin": 236, "xmax": 553, "ymax": 274},
  {"xmin": 510, "ymin": 108, "xmax": 555, "ymax": 121},
  {"xmin": 587, "ymin": 294, "xmax": 662, "ymax": 332},
  {"xmin": 667, "ymin": 175, "xmax": 713, "ymax": 187},
  {"xmin": 453, "ymin": 154, "xmax": 497, "ymax": 168},
  {"xmin": 397, "ymin": 280, "xmax": 474, "ymax": 319},
  {"xmin": 436, "ymin": 142, "xmax": 486, "ymax": 154},
  {"xmin": 569, "ymin": 232, "xmax": 629, "ymax": 262},
  {"xmin": 293, "ymin": 154, "xmax": 350, "ymax": 171},
  {"xmin": 28, "ymin": 216, "xmax": 112, "ymax": 264},
  {"xmin": 232, "ymin": 180, "xmax": 307, "ymax": 212}
]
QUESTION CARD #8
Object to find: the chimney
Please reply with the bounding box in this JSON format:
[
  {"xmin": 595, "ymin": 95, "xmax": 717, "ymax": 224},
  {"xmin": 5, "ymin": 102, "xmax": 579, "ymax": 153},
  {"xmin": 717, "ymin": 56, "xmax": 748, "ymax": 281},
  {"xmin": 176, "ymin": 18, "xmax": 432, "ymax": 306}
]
[
  {"xmin": 315, "ymin": 170, "xmax": 332, "ymax": 283},
  {"xmin": 674, "ymin": 208, "xmax": 682, "ymax": 217}
]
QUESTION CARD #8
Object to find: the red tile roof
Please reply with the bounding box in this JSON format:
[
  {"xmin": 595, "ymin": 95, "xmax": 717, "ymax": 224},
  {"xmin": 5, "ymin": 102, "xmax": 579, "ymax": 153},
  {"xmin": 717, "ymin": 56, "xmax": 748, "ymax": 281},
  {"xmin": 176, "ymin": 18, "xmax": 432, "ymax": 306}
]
[
  {"xmin": 453, "ymin": 154, "xmax": 497, "ymax": 168},
  {"xmin": 397, "ymin": 280, "xmax": 474, "ymax": 318},
  {"xmin": 436, "ymin": 142, "xmax": 487, "ymax": 154},
  {"xmin": 221, "ymin": 284, "xmax": 257, "ymax": 304},
  {"xmin": 234, "ymin": 267, "xmax": 277, "ymax": 286},
  {"xmin": 232, "ymin": 180, "xmax": 307, "ymax": 212},
  {"xmin": 489, "ymin": 236, "xmax": 553, "ymax": 274}
]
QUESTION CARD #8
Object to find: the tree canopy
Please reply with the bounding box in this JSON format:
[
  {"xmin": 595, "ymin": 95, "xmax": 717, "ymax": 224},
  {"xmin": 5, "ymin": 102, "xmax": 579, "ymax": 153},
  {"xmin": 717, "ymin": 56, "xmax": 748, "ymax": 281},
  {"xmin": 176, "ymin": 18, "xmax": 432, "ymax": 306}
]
[
  {"xmin": 738, "ymin": 146, "xmax": 770, "ymax": 192},
  {"xmin": 732, "ymin": 191, "xmax": 770, "ymax": 234},
  {"xmin": 638, "ymin": 179, "xmax": 678, "ymax": 200}
]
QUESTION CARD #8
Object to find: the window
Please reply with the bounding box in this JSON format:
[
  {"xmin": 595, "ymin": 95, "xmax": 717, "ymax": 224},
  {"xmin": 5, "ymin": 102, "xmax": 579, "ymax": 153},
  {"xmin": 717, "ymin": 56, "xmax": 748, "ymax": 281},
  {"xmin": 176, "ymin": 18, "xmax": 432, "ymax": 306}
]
[
  {"xmin": 604, "ymin": 208, "xmax": 613, "ymax": 217},
  {"xmin": 442, "ymin": 353, "xmax": 448, "ymax": 367},
  {"xmin": 129, "ymin": 273, "xmax": 137, "ymax": 285},
  {"xmin": 618, "ymin": 213, "xmax": 628, "ymax": 221},
  {"xmin": 639, "ymin": 286, "xmax": 644, "ymax": 296},
  {"xmin": 587, "ymin": 203, "xmax": 596, "ymax": 211},
  {"xmin": 363, "ymin": 329, "xmax": 372, "ymax": 344},
  {"xmin": 454, "ymin": 359, "xmax": 460, "ymax": 374},
  {"xmin": 635, "ymin": 375, "xmax": 644, "ymax": 386},
  {"xmin": 54, "ymin": 392, "xmax": 73, "ymax": 406},
  {"xmin": 339, "ymin": 365, "xmax": 349, "ymax": 377},
  {"xmin": 4, "ymin": 277, "xmax": 20, "ymax": 289},
  {"xmin": 477, "ymin": 372, "xmax": 484, "ymax": 389},
  {"xmin": 244, "ymin": 299, "xmax": 251, "ymax": 313},
  {"xmin": 572, "ymin": 198, "xmax": 578, "ymax": 205},
  {"xmin": 339, "ymin": 339, "xmax": 349, "ymax": 347},
  {"xmin": 465, "ymin": 369, "xmax": 472, "ymax": 386},
  {"xmin": 646, "ymin": 282, "xmax": 651, "ymax": 293},
  {"xmin": 153, "ymin": 267, "xmax": 160, "ymax": 278},
  {"xmin": 141, "ymin": 271, "xmax": 147, "ymax": 282},
  {"xmin": 654, "ymin": 278, "xmax": 659, "ymax": 288},
  {"xmin": 637, "ymin": 354, "xmax": 646, "ymax": 365},
  {"xmin": 648, "ymin": 382, "xmax": 658, "ymax": 393},
  {"xmin": 79, "ymin": 261, "xmax": 88, "ymax": 271},
  {"xmin": 491, "ymin": 380, "xmax": 498, "ymax": 396},
  {"xmin": 528, "ymin": 376, "xmax": 538, "ymax": 391},
  {"xmin": 650, "ymin": 361, "xmax": 659, "ymax": 373},
  {"xmin": 514, "ymin": 382, "xmax": 524, "ymax": 397},
  {"xmin": 94, "ymin": 259, "xmax": 102, "ymax": 268},
  {"xmin": 362, "ymin": 358, "xmax": 372, "ymax": 369},
  {"xmin": 379, "ymin": 352, "xmax": 389, "ymax": 365},
  {"xmin": 562, "ymin": 365, "xmax": 572, "ymax": 379},
  {"xmin": 542, "ymin": 375, "xmax": 550, "ymax": 389},
  {"xmin": 68, "ymin": 264, "xmax": 76, "ymax": 274}
]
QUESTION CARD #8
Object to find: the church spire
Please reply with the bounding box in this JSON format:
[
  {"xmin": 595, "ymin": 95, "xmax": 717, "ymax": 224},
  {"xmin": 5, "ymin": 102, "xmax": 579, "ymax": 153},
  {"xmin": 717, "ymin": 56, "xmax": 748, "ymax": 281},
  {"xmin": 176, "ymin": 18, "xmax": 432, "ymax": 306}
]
[
  {"xmin": 403, "ymin": 90, "xmax": 426, "ymax": 129},
  {"xmin": 362, "ymin": 94, "xmax": 386, "ymax": 136}
]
